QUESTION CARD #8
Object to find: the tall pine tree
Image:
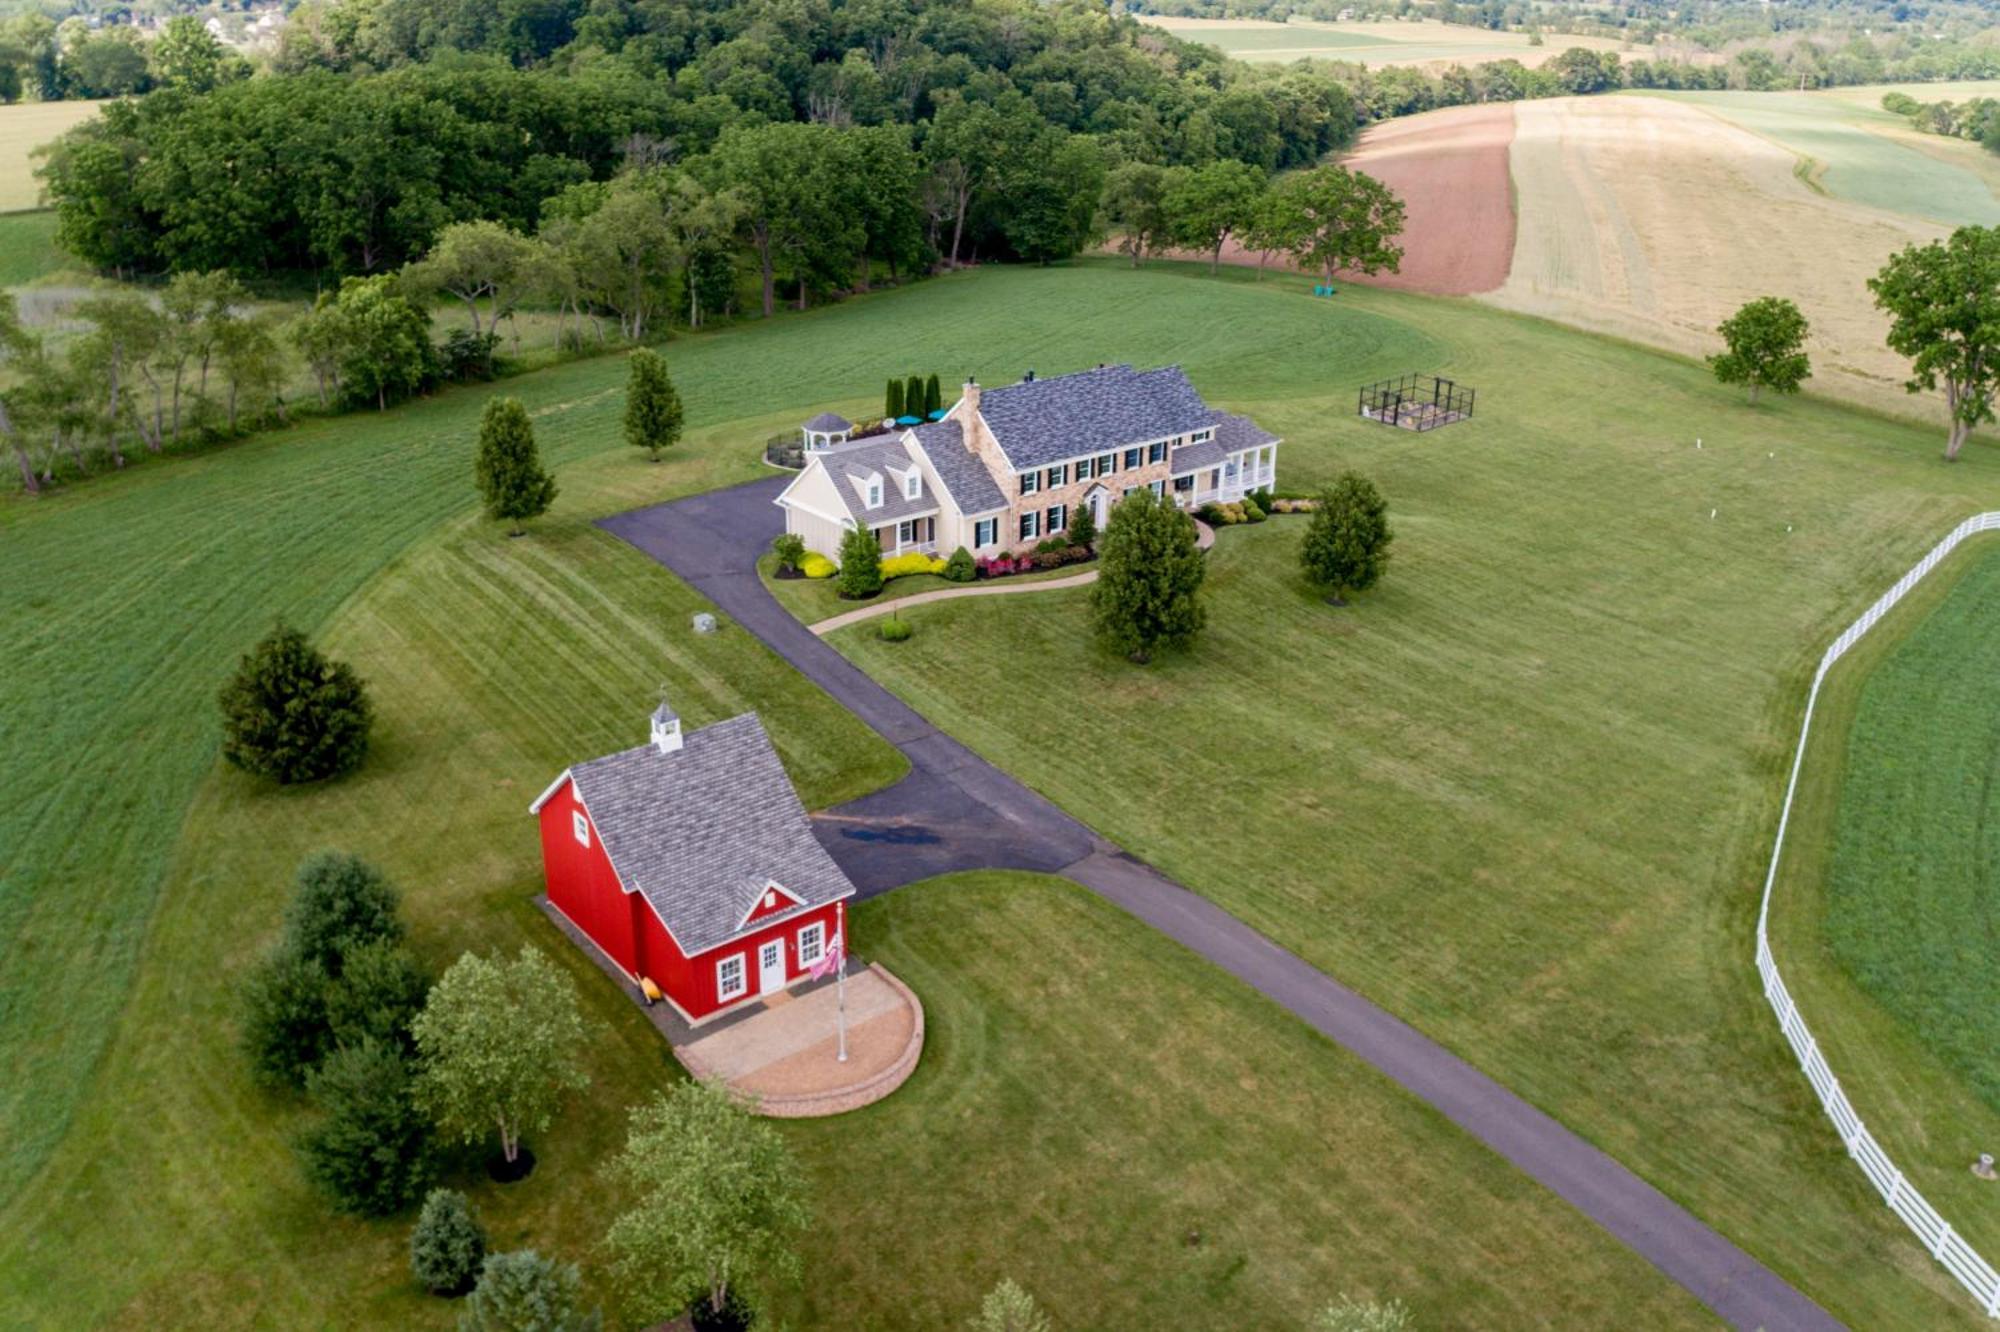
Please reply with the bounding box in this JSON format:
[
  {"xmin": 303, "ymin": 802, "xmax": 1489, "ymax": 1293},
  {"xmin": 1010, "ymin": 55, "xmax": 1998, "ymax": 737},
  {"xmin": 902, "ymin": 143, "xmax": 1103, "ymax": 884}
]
[
  {"xmin": 474, "ymin": 396, "xmax": 558, "ymax": 535},
  {"xmin": 623, "ymin": 348, "xmax": 684, "ymax": 462}
]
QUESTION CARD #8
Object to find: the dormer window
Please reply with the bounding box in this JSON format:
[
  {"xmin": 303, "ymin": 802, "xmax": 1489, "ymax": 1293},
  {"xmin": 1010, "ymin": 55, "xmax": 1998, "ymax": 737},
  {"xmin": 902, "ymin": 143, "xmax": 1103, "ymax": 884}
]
[
  {"xmin": 904, "ymin": 471, "xmax": 920, "ymax": 499},
  {"xmin": 867, "ymin": 479, "xmax": 882, "ymax": 508},
  {"xmin": 1191, "ymin": 428, "xmax": 1213, "ymax": 445}
]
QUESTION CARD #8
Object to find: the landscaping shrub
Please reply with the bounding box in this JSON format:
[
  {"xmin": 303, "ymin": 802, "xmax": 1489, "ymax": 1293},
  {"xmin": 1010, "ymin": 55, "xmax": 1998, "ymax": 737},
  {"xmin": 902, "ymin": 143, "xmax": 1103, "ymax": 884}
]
[
  {"xmin": 1034, "ymin": 535, "xmax": 1070, "ymax": 554},
  {"xmin": 1066, "ymin": 500, "xmax": 1097, "ymax": 551},
  {"xmin": 1249, "ymin": 487, "xmax": 1274, "ymax": 513},
  {"xmin": 878, "ymin": 615, "xmax": 913, "ymax": 642},
  {"xmin": 1196, "ymin": 502, "xmax": 1229, "ymax": 526},
  {"xmin": 623, "ymin": 347, "xmax": 683, "ymax": 461},
  {"xmin": 923, "ymin": 373, "xmax": 942, "ymax": 416},
  {"xmin": 218, "ymin": 622, "xmax": 373, "ymax": 784},
  {"xmin": 473, "ymin": 396, "xmax": 558, "ymax": 535},
  {"xmin": 880, "ymin": 551, "xmax": 945, "ymax": 579},
  {"xmin": 298, "ymin": 1039, "xmax": 435, "ymax": 1217},
  {"xmin": 286, "ymin": 851, "xmax": 403, "ymax": 976},
  {"xmin": 440, "ymin": 329, "xmax": 500, "ymax": 383},
  {"xmin": 1240, "ymin": 497, "xmax": 1268, "ymax": 523},
  {"xmin": 1030, "ymin": 544, "xmax": 1092, "ymax": 571},
  {"xmin": 770, "ymin": 533, "xmax": 806, "ymax": 574},
  {"xmin": 943, "ymin": 546, "xmax": 976, "ymax": 582},
  {"xmin": 1301, "ymin": 471, "xmax": 1393, "ymax": 604},
  {"xmin": 884, "ymin": 378, "xmax": 904, "ymax": 419},
  {"xmin": 903, "ymin": 374, "xmax": 924, "ymax": 418},
  {"xmin": 799, "ymin": 552, "xmax": 836, "ymax": 579},
  {"xmin": 836, "ymin": 526, "xmax": 883, "ymax": 599},
  {"xmin": 409, "ymin": 1187, "xmax": 487, "ymax": 1296}
]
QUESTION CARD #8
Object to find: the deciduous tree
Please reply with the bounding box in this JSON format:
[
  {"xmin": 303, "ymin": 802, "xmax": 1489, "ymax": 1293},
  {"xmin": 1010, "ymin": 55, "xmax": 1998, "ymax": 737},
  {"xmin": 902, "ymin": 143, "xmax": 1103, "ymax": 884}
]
[
  {"xmin": 1101, "ymin": 161, "xmax": 1172, "ymax": 267},
  {"xmin": 413, "ymin": 946, "xmax": 588, "ymax": 1168},
  {"xmin": 1165, "ymin": 158, "xmax": 1268, "ymax": 275},
  {"xmin": 1869, "ymin": 225, "xmax": 2000, "ymax": 459},
  {"xmin": 1272, "ymin": 165, "xmax": 1405, "ymax": 283},
  {"xmin": 603, "ymin": 1080, "xmax": 810, "ymax": 1325},
  {"xmin": 473, "ymin": 396, "xmax": 558, "ymax": 534},
  {"xmin": 1709, "ymin": 296, "xmax": 1811, "ymax": 403},
  {"xmin": 1089, "ymin": 488, "xmax": 1205, "ymax": 663}
]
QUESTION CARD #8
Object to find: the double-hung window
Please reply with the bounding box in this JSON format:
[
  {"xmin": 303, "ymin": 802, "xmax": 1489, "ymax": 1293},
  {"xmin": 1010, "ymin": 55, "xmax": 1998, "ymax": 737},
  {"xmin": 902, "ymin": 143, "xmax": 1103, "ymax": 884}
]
[
  {"xmin": 866, "ymin": 480, "xmax": 882, "ymax": 508},
  {"xmin": 903, "ymin": 471, "xmax": 921, "ymax": 499},
  {"xmin": 897, "ymin": 519, "xmax": 918, "ymax": 547},
  {"xmin": 1020, "ymin": 471, "xmax": 1040, "ymax": 497},
  {"xmin": 1149, "ymin": 479, "xmax": 1165, "ymax": 498},
  {"xmin": 1019, "ymin": 510, "xmax": 1041, "ymax": 542},
  {"xmin": 1046, "ymin": 503, "xmax": 1066, "ymax": 533},
  {"xmin": 1098, "ymin": 452, "xmax": 1116, "ymax": 476},
  {"xmin": 974, "ymin": 517, "xmax": 999, "ymax": 548},
  {"xmin": 798, "ymin": 922, "xmax": 825, "ymax": 967},
  {"xmin": 1123, "ymin": 447, "xmax": 1142, "ymax": 470},
  {"xmin": 1046, "ymin": 463, "xmax": 1068, "ymax": 488},
  {"xmin": 1147, "ymin": 441, "xmax": 1166, "ymax": 464},
  {"xmin": 716, "ymin": 954, "xmax": 747, "ymax": 1001}
]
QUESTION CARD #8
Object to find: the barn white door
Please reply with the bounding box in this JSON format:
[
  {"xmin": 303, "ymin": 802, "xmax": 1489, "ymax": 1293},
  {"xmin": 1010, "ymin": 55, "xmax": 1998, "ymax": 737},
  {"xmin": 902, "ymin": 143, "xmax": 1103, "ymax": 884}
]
[{"xmin": 758, "ymin": 939, "xmax": 785, "ymax": 995}]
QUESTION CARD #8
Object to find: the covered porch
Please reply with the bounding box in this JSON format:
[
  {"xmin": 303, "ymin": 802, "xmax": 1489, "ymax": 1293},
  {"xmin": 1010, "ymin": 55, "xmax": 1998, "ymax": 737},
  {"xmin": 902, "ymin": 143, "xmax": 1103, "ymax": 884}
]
[{"xmin": 1173, "ymin": 442, "xmax": 1278, "ymax": 509}]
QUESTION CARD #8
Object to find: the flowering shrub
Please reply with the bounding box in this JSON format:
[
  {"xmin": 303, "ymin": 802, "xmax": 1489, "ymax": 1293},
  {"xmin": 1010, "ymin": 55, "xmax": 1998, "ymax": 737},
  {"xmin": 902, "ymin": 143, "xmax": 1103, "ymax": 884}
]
[
  {"xmin": 800, "ymin": 552, "xmax": 837, "ymax": 579},
  {"xmin": 881, "ymin": 552, "xmax": 947, "ymax": 580}
]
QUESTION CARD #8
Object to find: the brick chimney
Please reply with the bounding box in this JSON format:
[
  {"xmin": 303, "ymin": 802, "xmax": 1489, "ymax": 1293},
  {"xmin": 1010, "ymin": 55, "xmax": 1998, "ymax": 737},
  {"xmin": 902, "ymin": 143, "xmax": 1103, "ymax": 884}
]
[{"xmin": 959, "ymin": 378, "xmax": 980, "ymax": 453}]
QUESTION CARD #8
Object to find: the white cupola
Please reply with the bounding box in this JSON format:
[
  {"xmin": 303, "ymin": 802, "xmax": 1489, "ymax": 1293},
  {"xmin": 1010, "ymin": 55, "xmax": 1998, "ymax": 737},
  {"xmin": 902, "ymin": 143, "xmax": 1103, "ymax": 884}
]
[{"xmin": 650, "ymin": 700, "xmax": 683, "ymax": 755}]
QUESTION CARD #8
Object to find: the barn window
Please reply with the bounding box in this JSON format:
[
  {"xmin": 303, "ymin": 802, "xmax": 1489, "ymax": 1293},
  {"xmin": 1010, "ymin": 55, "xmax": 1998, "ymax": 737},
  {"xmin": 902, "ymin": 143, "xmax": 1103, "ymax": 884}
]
[
  {"xmin": 798, "ymin": 922, "xmax": 825, "ymax": 967},
  {"xmin": 717, "ymin": 954, "xmax": 746, "ymax": 1001},
  {"xmin": 571, "ymin": 811, "xmax": 590, "ymax": 848}
]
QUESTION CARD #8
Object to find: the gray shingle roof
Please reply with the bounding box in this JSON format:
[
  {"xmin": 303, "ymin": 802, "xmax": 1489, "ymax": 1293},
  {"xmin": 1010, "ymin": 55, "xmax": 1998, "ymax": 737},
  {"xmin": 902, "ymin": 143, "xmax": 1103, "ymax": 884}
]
[
  {"xmin": 976, "ymin": 364, "xmax": 1216, "ymax": 471},
  {"xmin": 1171, "ymin": 413, "xmax": 1280, "ymax": 475},
  {"xmin": 567, "ymin": 714, "xmax": 855, "ymax": 955},
  {"xmin": 821, "ymin": 437, "xmax": 938, "ymax": 526},
  {"xmin": 803, "ymin": 411, "xmax": 851, "ymax": 431},
  {"xmin": 907, "ymin": 422, "xmax": 1007, "ymax": 515}
]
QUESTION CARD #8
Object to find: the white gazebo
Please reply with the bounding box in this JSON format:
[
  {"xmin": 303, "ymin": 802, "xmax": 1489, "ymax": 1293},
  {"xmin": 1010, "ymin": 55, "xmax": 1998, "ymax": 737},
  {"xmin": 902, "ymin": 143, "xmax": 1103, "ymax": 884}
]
[{"xmin": 800, "ymin": 412, "xmax": 852, "ymax": 452}]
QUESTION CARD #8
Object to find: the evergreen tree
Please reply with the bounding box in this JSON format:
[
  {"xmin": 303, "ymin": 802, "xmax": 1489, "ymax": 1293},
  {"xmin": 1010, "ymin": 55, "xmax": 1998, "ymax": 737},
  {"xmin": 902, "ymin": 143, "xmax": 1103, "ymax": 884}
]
[
  {"xmin": 836, "ymin": 524, "xmax": 883, "ymax": 599},
  {"xmin": 218, "ymin": 622, "xmax": 372, "ymax": 784},
  {"xmin": 474, "ymin": 396, "xmax": 558, "ymax": 534},
  {"xmin": 326, "ymin": 939, "xmax": 431, "ymax": 1054},
  {"xmin": 884, "ymin": 378, "xmax": 903, "ymax": 419},
  {"xmin": 461, "ymin": 1252, "xmax": 600, "ymax": 1332},
  {"xmin": 1089, "ymin": 490, "xmax": 1205, "ymax": 663},
  {"xmin": 1299, "ymin": 473, "xmax": 1393, "ymax": 605},
  {"xmin": 409, "ymin": 1188, "xmax": 487, "ymax": 1296},
  {"xmin": 1066, "ymin": 495, "xmax": 1097, "ymax": 551},
  {"xmin": 298, "ymin": 1039, "xmax": 435, "ymax": 1217},
  {"xmin": 622, "ymin": 347, "xmax": 683, "ymax": 462},
  {"xmin": 903, "ymin": 374, "xmax": 924, "ymax": 418},
  {"xmin": 969, "ymin": 1278, "xmax": 1052, "ymax": 1332},
  {"xmin": 924, "ymin": 373, "xmax": 942, "ymax": 415},
  {"xmin": 286, "ymin": 851, "xmax": 402, "ymax": 977},
  {"xmin": 241, "ymin": 950, "xmax": 332, "ymax": 1088}
]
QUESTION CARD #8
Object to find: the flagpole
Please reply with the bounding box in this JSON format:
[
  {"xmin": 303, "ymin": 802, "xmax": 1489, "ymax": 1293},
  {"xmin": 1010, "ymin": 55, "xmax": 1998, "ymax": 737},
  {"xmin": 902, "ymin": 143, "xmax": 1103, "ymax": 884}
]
[{"xmin": 836, "ymin": 899, "xmax": 848, "ymax": 1063}]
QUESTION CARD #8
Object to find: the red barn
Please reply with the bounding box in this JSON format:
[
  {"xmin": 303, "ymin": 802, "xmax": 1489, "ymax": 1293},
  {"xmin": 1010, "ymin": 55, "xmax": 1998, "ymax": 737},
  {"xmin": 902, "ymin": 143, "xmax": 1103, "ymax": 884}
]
[{"xmin": 531, "ymin": 702, "xmax": 855, "ymax": 1024}]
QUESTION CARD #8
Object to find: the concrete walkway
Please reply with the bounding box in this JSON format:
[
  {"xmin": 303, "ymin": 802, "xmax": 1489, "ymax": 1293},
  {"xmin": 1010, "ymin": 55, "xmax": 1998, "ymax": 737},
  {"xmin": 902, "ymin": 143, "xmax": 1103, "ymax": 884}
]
[
  {"xmin": 600, "ymin": 478, "xmax": 1843, "ymax": 1332},
  {"xmin": 806, "ymin": 518, "xmax": 1214, "ymax": 636}
]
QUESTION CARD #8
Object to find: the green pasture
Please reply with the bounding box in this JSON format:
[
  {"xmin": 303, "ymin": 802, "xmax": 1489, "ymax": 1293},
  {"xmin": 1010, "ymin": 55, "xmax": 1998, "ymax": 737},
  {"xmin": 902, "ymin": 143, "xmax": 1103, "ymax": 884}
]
[
  {"xmin": 1158, "ymin": 21, "xmax": 1384, "ymax": 55},
  {"xmin": 4, "ymin": 259, "xmax": 1999, "ymax": 1327},
  {"xmin": 1657, "ymin": 89, "xmax": 2000, "ymax": 226},
  {"xmin": 0, "ymin": 210, "xmax": 66, "ymax": 287},
  {"xmin": 1827, "ymin": 542, "xmax": 2000, "ymax": 1111}
]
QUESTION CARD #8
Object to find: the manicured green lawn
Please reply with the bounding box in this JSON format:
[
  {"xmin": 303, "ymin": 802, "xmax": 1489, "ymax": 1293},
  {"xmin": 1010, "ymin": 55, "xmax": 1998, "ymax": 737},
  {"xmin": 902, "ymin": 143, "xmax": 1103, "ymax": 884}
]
[
  {"xmin": 757, "ymin": 550, "xmax": 1090, "ymax": 625},
  {"xmin": 822, "ymin": 271, "xmax": 2000, "ymax": 1328}
]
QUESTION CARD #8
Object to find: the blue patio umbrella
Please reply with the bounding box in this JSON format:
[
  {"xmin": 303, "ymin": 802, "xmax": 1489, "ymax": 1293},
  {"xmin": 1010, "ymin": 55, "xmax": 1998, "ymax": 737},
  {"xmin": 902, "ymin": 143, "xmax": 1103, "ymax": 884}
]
[
  {"xmin": 926, "ymin": 409, "xmax": 947, "ymax": 421},
  {"xmin": 896, "ymin": 414, "xmax": 923, "ymax": 425}
]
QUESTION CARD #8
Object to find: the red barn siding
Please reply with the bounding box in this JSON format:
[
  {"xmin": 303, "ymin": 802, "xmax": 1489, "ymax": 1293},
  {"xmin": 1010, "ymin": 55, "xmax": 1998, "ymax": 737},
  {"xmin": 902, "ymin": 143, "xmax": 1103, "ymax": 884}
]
[
  {"xmin": 537, "ymin": 774, "xmax": 848, "ymax": 1024},
  {"xmin": 537, "ymin": 778, "xmax": 638, "ymax": 977}
]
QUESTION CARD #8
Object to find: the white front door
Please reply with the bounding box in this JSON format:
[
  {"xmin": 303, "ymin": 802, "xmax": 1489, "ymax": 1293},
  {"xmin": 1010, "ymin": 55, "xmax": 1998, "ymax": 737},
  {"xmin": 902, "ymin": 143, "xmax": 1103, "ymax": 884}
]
[
  {"xmin": 1089, "ymin": 488, "xmax": 1108, "ymax": 527},
  {"xmin": 758, "ymin": 939, "xmax": 785, "ymax": 995}
]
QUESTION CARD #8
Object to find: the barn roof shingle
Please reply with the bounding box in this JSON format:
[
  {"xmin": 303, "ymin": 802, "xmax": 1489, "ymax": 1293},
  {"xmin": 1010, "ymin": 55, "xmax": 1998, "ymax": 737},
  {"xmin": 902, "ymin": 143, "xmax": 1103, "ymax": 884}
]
[{"xmin": 567, "ymin": 714, "xmax": 854, "ymax": 955}]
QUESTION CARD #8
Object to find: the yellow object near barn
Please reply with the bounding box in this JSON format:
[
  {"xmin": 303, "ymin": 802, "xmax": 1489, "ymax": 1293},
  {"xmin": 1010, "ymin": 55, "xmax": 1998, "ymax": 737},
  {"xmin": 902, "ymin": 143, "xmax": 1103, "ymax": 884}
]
[{"xmin": 640, "ymin": 977, "xmax": 662, "ymax": 1005}]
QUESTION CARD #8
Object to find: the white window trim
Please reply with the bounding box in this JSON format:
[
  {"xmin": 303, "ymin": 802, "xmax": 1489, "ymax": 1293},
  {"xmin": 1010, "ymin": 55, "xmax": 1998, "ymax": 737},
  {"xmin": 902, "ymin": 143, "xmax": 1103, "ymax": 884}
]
[
  {"xmin": 867, "ymin": 481, "xmax": 883, "ymax": 508},
  {"xmin": 571, "ymin": 810, "xmax": 590, "ymax": 848},
  {"xmin": 1019, "ymin": 510, "xmax": 1041, "ymax": 541},
  {"xmin": 717, "ymin": 953, "xmax": 747, "ymax": 1001},
  {"xmin": 974, "ymin": 517, "xmax": 999, "ymax": 548},
  {"xmin": 1020, "ymin": 471, "xmax": 1040, "ymax": 497},
  {"xmin": 1191, "ymin": 428, "xmax": 1213, "ymax": 444},
  {"xmin": 1149, "ymin": 479, "xmax": 1165, "ymax": 498},
  {"xmin": 798, "ymin": 921, "xmax": 826, "ymax": 967},
  {"xmin": 903, "ymin": 471, "xmax": 921, "ymax": 499},
  {"xmin": 1047, "ymin": 503, "xmax": 1066, "ymax": 532}
]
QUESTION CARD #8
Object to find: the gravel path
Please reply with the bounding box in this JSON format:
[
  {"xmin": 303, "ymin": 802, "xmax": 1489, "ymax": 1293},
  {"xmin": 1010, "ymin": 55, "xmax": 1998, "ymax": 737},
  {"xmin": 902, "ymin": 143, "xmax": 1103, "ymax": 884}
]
[{"xmin": 601, "ymin": 477, "xmax": 1844, "ymax": 1332}]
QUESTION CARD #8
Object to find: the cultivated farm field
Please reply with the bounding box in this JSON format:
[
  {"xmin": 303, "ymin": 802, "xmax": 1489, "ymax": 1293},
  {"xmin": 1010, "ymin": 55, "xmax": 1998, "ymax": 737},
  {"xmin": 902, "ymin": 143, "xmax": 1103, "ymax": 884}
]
[
  {"xmin": 1322, "ymin": 90, "xmax": 2000, "ymax": 419},
  {"xmin": 0, "ymin": 99, "xmax": 103, "ymax": 212},
  {"xmin": 1139, "ymin": 14, "xmax": 1631, "ymax": 71},
  {"xmin": 0, "ymin": 265, "xmax": 1727, "ymax": 1328}
]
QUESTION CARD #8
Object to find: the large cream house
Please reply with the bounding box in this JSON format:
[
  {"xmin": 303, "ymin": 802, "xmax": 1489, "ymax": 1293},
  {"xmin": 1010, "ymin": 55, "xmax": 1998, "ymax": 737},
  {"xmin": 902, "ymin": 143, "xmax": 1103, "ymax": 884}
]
[{"xmin": 774, "ymin": 364, "xmax": 1280, "ymax": 561}]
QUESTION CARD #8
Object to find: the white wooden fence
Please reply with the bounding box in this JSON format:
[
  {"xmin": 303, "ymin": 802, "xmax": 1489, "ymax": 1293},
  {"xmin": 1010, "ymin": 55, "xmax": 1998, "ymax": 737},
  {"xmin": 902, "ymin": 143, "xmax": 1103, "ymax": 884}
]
[{"xmin": 1757, "ymin": 511, "xmax": 2000, "ymax": 1318}]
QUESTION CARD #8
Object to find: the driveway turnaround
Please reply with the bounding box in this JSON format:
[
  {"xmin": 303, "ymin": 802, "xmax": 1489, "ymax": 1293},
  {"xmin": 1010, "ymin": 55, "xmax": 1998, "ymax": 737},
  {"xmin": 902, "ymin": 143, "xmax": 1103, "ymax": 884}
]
[{"xmin": 601, "ymin": 477, "xmax": 1844, "ymax": 1332}]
